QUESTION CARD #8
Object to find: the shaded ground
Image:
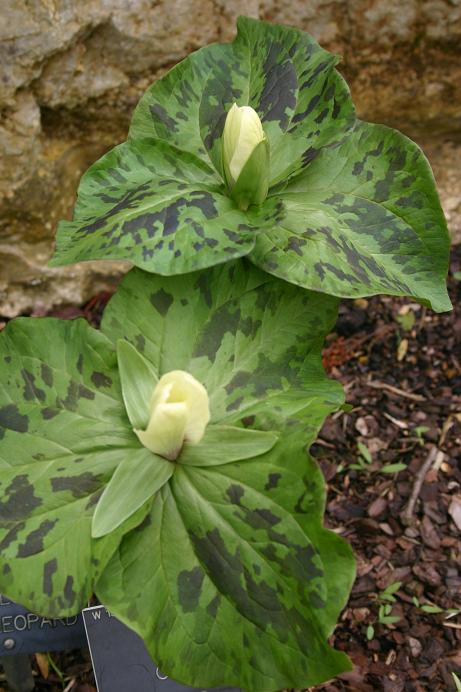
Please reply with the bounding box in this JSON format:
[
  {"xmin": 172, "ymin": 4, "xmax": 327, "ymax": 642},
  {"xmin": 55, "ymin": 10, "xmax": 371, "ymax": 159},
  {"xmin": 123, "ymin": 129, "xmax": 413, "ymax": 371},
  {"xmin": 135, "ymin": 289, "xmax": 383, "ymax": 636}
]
[
  {"xmin": 314, "ymin": 244, "xmax": 461, "ymax": 691},
  {"xmin": 0, "ymin": 247, "xmax": 460, "ymax": 692}
]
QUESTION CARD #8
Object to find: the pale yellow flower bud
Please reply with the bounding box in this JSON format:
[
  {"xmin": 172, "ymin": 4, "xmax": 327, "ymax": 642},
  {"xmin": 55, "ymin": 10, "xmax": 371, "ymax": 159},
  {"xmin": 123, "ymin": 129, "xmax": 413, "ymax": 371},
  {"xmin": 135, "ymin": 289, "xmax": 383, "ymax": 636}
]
[
  {"xmin": 134, "ymin": 370, "xmax": 210, "ymax": 461},
  {"xmin": 223, "ymin": 104, "xmax": 266, "ymax": 185}
]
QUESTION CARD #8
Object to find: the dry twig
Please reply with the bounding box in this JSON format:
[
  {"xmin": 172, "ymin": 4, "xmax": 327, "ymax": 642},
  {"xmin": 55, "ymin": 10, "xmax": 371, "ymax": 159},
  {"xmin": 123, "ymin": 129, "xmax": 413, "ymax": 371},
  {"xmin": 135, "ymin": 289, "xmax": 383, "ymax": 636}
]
[
  {"xmin": 401, "ymin": 446, "xmax": 439, "ymax": 525},
  {"xmin": 366, "ymin": 379, "xmax": 426, "ymax": 402},
  {"xmin": 63, "ymin": 677, "xmax": 77, "ymax": 692},
  {"xmin": 443, "ymin": 622, "xmax": 461, "ymax": 630}
]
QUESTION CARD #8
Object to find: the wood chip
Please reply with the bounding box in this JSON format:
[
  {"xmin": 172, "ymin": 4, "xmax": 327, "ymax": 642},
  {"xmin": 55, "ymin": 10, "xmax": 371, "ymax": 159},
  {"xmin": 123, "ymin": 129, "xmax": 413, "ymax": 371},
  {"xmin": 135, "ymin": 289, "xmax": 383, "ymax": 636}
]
[
  {"xmin": 408, "ymin": 637, "xmax": 423, "ymax": 657},
  {"xmin": 379, "ymin": 522, "xmax": 394, "ymax": 536},
  {"xmin": 420, "ymin": 515, "xmax": 441, "ymax": 550},
  {"xmin": 368, "ymin": 496, "xmax": 387, "ymax": 518},
  {"xmin": 448, "ymin": 496, "xmax": 461, "ymax": 531}
]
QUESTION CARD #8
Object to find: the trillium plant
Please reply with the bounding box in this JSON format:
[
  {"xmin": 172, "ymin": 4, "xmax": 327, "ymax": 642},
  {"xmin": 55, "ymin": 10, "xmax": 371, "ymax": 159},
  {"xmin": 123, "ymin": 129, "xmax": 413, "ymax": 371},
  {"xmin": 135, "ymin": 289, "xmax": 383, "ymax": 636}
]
[{"xmin": 0, "ymin": 17, "xmax": 451, "ymax": 691}]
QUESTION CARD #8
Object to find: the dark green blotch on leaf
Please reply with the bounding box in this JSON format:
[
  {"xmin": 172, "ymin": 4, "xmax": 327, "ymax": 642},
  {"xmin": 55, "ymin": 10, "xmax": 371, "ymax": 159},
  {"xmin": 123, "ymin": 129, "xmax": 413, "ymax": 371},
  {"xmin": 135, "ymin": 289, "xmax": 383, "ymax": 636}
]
[
  {"xmin": 60, "ymin": 381, "xmax": 95, "ymax": 410},
  {"xmin": 0, "ymin": 475, "xmax": 42, "ymax": 521},
  {"xmin": 225, "ymin": 371, "xmax": 251, "ymax": 395},
  {"xmin": 177, "ymin": 567, "xmax": 204, "ymax": 613},
  {"xmin": 206, "ymin": 594, "xmax": 221, "ymax": 618},
  {"xmin": 41, "ymin": 364, "xmax": 53, "ymax": 388},
  {"xmin": 241, "ymin": 415, "xmax": 256, "ymax": 428},
  {"xmin": 17, "ymin": 519, "xmax": 57, "ymax": 558},
  {"xmin": 0, "ymin": 404, "xmax": 29, "ymax": 434},
  {"xmin": 150, "ymin": 289, "xmax": 174, "ymax": 316},
  {"xmin": 64, "ymin": 575, "xmax": 76, "ymax": 607},
  {"xmin": 41, "ymin": 407, "xmax": 59, "ymax": 420},
  {"xmin": 247, "ymin": 508, "xmax": 282, "ymax": 530},
  {"xmin": 226, "ymin": 484, "xmax": 245, "ymax": 506},
  {"xmin": 85, "ymin": 490, "xmax": 104, "ymax": 511},
  {"xmin": 226, "ymin": 396, "xmax": 244, "ymax": 412},
  {"xmin": 21, "ymin": 369, "xmax": 46, "ymax": 402},
  {"xmin": 190, "ymin": 526, "xmax": 292, "ymax": 637},
  {"xmin": 195, "ymin": 274, "xmax": 212, "ymax": 308},
  {"xmin": 265, "ymin": 473, "xmax": 282, "ymax": 490},
  {"xmin": 292, "ymin": 544, "xmax": 324, "ymax": 581},
  {"xmin": 0, "ymin": 522, "xmax": 26, "ymax": 552},
  {"xmin": 51, "ymin": 472, "xmax": 104, "ymax": 498},
  {"xmin": 43, "ymin": 559, "xmax": 58, "ymax": 597},
  {"xmin": 91, "ymin": 371, "xmax": 113, "ymax": 388},
  {"xmin": 194, "ymin": 305, "xmax": 242, "ymax": 360},
  {"xmin": 259, "ymin": 42, "xmax": 297, "ymax": 126}
]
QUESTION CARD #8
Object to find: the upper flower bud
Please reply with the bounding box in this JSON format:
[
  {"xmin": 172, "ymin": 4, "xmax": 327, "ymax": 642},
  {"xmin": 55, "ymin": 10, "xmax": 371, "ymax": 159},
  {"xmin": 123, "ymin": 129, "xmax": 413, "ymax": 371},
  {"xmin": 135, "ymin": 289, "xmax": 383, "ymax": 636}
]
[
  {"xmin": 134, "ymin": 370, "xmax": 210, "ymax": 461},
  {"xmin": 223, "ymin": 104, "xmax": 265, "ymax": 184},
  {"xmin": 222, "ymin": 103, "xmax": 269, "ymax": 210}
]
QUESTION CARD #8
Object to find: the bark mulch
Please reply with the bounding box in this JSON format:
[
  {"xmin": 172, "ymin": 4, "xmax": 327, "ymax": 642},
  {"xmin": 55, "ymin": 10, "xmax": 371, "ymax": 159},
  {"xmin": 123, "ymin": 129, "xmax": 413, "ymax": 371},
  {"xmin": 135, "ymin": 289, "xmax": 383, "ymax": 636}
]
[
  {"xmin": 315, "ymin": 243, "xmax": 461, "ymax": 691},
  {"xmin": 1, "ymin": 246, "xmax": 460, "ymax": 692}
]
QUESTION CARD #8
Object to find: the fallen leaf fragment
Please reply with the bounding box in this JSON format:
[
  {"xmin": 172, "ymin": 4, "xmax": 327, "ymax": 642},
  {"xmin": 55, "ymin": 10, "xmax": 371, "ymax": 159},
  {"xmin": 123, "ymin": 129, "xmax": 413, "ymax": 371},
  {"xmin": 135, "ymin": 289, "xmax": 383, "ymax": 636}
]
[
  {"xmin": 397, "ymin": 338, "xmax": 409, "ymax": 361},
  {"xmin": 34, "ymin": 652, "xmax": 49, "ymax": 679}
]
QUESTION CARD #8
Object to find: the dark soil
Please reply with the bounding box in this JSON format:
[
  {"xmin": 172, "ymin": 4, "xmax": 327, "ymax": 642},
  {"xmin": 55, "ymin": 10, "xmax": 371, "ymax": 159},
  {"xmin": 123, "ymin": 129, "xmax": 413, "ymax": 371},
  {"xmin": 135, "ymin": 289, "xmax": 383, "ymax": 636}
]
[{"xmin": 1, "ymin": 247, "xmax": 460, "ymax": 692}]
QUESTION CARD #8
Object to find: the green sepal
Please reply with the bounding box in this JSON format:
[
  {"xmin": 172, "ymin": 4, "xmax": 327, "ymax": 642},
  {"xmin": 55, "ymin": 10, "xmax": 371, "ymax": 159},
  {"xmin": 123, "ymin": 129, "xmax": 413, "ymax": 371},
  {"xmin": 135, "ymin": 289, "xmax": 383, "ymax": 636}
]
[
  {"xmin": 179, "ymin": 425, "xmax": 278, "ymax": 466},
  {"xmin": 116, "ymin": 339, "xmax": 159, "ymax": 429},
  {"xmin": 229, "ymin": 139, "xmax": 270, "ymax": 210},
  {"xmin": 92, "ymin": 449, "xmax": 173, "ymax": 538}
]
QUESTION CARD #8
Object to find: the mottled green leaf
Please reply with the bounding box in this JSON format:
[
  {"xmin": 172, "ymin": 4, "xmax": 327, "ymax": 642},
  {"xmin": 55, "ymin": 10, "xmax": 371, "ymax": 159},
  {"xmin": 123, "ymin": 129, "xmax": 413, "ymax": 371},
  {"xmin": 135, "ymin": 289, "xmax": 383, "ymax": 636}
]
[
  {"xmin": 179, "ymin": 425, "xmax": 278, "ymax": 466},
  {"xmin": 130, "ymin": 17, "xmax": 353, "ymax": 184},
  {"xmin": 101, "ymin": 261, "xmax": 343, "ymax": 433},
  {"xmin": 50, "ymin": 139, "xmax": 264, "ymax": 274},
  {"xmin": 0, "ymin": 318, "xmax": 145, "ymax": 615},
  {"xmin": 197, "ymin": 17, "xmax": 354, "ymax": 185},
  {"xmin": 92, "ymin": 450, "xmax": 173, "ymax": 538},
  {"xmin": 253, "ymin": 121, "xmax": 451, "ymax": 311},
  {"xmin": 0, "ymin": 319, "xmax": 131, "ymax": 460},
  {"xmin": 51, "ymin": 18, "xmax": 353, "ymax": 276},
  {"xmin": 222, "ymin": 432, "xmax": 355, "ymax": 637},
  {"xmin": 96, "ymin": 433, "xmax": 353, "ymax": 691},
  {"xmin": 51, "ymin": 18, "xmax": 449, "ymax": 311},
  {"xmin": 0, "ymin": 264, "xmax": 340, "ymax": 621}
]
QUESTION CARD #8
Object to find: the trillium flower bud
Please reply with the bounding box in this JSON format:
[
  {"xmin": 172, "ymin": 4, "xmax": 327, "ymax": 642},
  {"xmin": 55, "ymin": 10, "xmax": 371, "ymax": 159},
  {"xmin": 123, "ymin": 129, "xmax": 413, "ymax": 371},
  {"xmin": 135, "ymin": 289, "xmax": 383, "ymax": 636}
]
[
  {"xmin": 222, "ymin": 103, "xmax": 269, "ymax": 210},
  {"xmin": 134, "ymin": 370, "xmax": 210, "ymax": 461},
  {"xmin": 223, "ymin": 104, "xmax": 265, "ymax": 184}
]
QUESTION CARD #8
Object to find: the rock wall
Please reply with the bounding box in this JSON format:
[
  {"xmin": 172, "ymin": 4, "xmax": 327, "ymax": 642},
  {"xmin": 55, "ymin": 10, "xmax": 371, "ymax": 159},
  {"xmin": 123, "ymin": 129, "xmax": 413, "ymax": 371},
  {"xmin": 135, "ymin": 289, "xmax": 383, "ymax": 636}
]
[{"xmin": 1, "ymin": 0, "xmax": 460, "ymax": 317}]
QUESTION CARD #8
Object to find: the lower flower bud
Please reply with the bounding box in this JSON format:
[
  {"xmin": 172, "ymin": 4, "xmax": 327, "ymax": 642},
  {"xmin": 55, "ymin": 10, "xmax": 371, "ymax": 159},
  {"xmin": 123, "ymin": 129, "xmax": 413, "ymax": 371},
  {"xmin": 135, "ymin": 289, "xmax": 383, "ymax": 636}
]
[{"xmin": 134, "ymin": 370, "xmax": 210, "ymax": 461}]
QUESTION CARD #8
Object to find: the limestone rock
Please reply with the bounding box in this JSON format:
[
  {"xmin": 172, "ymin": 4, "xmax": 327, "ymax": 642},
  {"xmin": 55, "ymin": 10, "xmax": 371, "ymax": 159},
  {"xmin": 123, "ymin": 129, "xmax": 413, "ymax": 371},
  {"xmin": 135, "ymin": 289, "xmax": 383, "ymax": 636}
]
[
  {"xmin": 0, "ymin": 0, "xmax": 459, "ymax": 317},
  {"xmin": 0, "ymin": 93, "xmax": 41, "ymax": 199}
]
